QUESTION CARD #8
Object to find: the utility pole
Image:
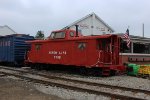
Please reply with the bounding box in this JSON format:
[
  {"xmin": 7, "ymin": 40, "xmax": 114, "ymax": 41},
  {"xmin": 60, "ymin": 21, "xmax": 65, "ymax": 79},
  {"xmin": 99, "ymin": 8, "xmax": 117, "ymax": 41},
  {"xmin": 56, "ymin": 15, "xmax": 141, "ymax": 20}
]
[{"xmin": 142, "ymin": 23, "xmax": 144, "ymax": 37}]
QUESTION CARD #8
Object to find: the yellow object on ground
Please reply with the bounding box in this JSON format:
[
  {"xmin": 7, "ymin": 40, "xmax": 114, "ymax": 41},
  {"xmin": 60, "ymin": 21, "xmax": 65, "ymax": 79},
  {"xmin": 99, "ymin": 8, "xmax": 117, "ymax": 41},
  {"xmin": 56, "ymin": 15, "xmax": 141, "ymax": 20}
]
[{"xmin": 138, "ymin": 65, "xmax": 150, "ymax": 75}]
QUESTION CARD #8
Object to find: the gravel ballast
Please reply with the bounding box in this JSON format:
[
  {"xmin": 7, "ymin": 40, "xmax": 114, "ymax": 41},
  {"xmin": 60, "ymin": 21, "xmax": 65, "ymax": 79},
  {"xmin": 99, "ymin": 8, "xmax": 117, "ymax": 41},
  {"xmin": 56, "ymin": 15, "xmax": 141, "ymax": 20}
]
[{"xmin": 0, "ymin": 66, "xmax": 150, "ymax": 100}]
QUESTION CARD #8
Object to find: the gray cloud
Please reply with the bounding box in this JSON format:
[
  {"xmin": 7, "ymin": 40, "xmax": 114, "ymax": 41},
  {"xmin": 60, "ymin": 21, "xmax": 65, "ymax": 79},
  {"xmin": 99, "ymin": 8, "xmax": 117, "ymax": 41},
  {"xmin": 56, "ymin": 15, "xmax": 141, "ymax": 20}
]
[{"xmin": 0, "ymin": 0, "xmax": 150, "ymax": 37}]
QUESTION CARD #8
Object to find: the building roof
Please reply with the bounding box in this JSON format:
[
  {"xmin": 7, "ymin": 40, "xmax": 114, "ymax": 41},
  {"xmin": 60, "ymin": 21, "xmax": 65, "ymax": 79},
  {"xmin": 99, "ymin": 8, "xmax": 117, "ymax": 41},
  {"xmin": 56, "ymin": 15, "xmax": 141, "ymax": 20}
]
[
  {"xmin": 0, "ymin": 25, "xmax": 17, "ymax": 36},
  {"xmin": 63, "ymin": 12, "xmax": 115, "ymax": 32},
  {"xmin": 117, "ymin": 33, "xmax": 150, "ymax": 42}
]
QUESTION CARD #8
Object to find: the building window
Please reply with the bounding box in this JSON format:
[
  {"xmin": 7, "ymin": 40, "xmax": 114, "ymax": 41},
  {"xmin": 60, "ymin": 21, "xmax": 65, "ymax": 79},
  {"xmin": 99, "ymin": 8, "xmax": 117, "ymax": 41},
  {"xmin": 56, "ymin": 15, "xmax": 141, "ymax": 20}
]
[
  {"xmin": 133, "ymin": 43, "xmax": 150, "ymax": 54},
  {"xmin": 120, "ymin": 41, "xmax": 131, "ymax": 53},
  {"xmin": 103, "ymin": 32, "xmax": 106, "ymax": 34},
  {"xmin": 120, "ymin": 41, "xmax": 150, "ymax": 54}
]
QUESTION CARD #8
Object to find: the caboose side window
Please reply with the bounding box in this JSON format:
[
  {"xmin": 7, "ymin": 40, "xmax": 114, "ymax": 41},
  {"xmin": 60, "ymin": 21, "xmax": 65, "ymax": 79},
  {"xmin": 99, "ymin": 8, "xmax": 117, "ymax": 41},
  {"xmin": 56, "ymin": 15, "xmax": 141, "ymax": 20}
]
[
  {"xmin": 70, "ymin": 32, "xmax": 74, "ymax": 37},
  {"xmin": 35, "ymin": 44, "xmax": 41, "ymax": 50},
  {"xmin": 97, "ymin": 39, "xmax": 111, "ymax": 52},
  {"xmin": 50, "ymin": 32, "xmax": 65, "ymax": 39}
]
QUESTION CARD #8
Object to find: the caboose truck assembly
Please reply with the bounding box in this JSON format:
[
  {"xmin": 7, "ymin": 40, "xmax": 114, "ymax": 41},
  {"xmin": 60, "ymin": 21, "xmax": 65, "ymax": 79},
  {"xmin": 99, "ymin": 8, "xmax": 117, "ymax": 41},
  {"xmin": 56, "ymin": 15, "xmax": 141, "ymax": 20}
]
[{"xmin": 25, "ymin": 26, "xmax": 125, "ymax": 76}]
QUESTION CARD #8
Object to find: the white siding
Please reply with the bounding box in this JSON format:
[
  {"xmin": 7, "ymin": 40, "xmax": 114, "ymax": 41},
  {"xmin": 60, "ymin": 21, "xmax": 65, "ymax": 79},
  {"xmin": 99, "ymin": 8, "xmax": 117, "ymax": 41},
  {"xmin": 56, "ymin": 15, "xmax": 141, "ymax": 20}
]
[
  {"xmin": 94, "ymin": 18, "xmax": 112, "ymax": 35},
  {"xmin": 69, "ymin": 17, "xmax": 93, "ymax": 36},
  {"xmin": 0, "ymin": 26, "xmax": 16, "ymax": 36},
  {"xmin": 67, "ymin": 13, "xmax": 114, "ymax": 36}
]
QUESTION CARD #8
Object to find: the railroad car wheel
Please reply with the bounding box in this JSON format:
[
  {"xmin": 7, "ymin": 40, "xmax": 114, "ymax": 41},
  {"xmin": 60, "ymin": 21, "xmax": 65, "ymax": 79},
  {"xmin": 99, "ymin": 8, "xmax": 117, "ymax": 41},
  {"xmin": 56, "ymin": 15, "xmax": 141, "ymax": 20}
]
[
  {"xmin": 79, "ymin": 68, "xmax": 102, "ymax": 76},
  {"xmin": 44, "ymin": 64, "xmax": 50, "ymax": 70},
  {"xmin": 91, "ymin": 68, "xmax": 102, "ymax": 76},
  {"xmin": 35, "ymin": 64, "xmax": 40, "ymax": 70},
  {"xmin": 38, "ymin": 64, "xmax": 43, "ymax": 70},
  {"xmin": 94, "ymin": 70, "xmax": 102, "ymax": 76},
  {"xmin": 30, "ymin": 64, "xmax": 35, "ymax": 69},
  {"xmin": 39, "ymin": 64, "xmax": 44, "ymax": 70},
  {"xmin": 79, "ymin": 68, "xmax": 87, "ymax": 75},
  {"xmin": 110, "ymin": 70, "xmax": 116, "ymax": 76}
]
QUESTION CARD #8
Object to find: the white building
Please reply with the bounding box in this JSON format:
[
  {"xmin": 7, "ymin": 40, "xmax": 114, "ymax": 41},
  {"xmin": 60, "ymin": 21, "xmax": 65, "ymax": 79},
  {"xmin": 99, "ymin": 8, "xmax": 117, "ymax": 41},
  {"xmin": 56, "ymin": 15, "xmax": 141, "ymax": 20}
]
[
  {"xmin": 0, "ymin": 25, "xmax": 17, "ymax": 36},
  {"xmin": 63, "ymin": 13, "xmax": 114, "ymax": 36}
]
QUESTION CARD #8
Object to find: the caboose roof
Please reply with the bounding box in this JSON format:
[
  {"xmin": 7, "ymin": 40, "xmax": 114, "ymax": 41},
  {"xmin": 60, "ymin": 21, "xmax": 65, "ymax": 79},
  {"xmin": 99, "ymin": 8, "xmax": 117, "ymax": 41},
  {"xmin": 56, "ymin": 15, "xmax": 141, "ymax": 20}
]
[{"xmin": 26, "ymin": 34, "xmax": 115, "ymax": 43}]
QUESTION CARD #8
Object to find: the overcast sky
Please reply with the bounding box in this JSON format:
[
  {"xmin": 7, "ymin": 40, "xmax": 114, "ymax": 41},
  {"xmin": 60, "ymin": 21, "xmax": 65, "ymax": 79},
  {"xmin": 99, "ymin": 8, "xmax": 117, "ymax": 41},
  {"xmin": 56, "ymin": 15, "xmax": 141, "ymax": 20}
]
[{"xmin": 0, "ymin": 0, "xmax": 150, "ymax": 37}]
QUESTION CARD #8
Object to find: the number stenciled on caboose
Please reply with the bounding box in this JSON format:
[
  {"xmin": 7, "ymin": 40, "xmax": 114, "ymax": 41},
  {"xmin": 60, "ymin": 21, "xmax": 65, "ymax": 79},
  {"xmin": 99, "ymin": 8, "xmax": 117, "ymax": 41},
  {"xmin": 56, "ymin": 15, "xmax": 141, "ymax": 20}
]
[
  {"xmin": 48, "ymin": 50, "xmax": 67, "ymax": 60},
  {"xmin": 54, "ymin": 56, "xmax": 61, "ymax": 59}
]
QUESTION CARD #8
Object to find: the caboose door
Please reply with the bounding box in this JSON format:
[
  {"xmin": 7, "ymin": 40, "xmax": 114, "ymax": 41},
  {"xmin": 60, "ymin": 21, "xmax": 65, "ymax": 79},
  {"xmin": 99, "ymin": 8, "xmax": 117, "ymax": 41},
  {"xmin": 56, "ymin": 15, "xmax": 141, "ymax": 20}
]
[
  {"xmin": 99, "ymin": 38, "xmax": 112, "ymax": 64},
  {"xmin": 34, "ymin": 44, "xmax": 42, "ymax": 62},
  {"xmin": 73, "ymin": 41, "xmax": 87, "ymax": 66}
]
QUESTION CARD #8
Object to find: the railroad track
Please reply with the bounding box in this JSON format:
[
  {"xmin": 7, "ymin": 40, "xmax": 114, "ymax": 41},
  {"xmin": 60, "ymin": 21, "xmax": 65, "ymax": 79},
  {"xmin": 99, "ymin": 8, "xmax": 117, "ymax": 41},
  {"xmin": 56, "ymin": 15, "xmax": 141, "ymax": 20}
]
[{"xmin": 0, "ymin": 66, "xmax": 149, "ymax": 100}]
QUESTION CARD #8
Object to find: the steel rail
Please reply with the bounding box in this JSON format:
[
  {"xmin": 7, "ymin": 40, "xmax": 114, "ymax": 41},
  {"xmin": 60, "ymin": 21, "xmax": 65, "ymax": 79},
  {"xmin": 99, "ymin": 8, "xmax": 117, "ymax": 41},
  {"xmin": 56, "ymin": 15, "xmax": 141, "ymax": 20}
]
[
  {"xmin": 1, "ymin": 66, "xmax": 149, "ymax": 95},
  {"xmin": 0, "ymin": 66, "xmax": 149, "ymax": 100}
]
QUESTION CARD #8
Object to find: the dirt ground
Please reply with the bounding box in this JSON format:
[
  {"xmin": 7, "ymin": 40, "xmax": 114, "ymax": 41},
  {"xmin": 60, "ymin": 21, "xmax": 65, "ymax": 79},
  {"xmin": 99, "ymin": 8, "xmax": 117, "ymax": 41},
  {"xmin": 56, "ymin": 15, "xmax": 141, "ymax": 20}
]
[{"xmin": 0, "ymin": 76, "xmax": 63, "ymax": 100}]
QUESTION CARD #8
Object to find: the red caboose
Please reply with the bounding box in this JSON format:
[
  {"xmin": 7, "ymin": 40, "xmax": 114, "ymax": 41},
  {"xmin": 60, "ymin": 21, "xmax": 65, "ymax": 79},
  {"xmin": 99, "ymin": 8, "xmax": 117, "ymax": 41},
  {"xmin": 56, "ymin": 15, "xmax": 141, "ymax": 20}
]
[{"xmin": 25, "ymin": 28, "xmax": 125, "ymax": 76}]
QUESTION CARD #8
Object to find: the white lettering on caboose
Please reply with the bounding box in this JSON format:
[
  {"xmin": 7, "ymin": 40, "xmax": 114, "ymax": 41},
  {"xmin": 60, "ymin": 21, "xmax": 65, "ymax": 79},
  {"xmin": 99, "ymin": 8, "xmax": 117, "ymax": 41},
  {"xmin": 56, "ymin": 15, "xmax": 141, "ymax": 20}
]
[
  {"xmin": 49, "ymin": 51, "xmax": 58, "ymax": 54},
  {"xmin": 48, "ymin": 50, "xmax": 67, "ymax": 60}
]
